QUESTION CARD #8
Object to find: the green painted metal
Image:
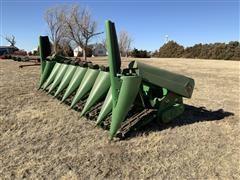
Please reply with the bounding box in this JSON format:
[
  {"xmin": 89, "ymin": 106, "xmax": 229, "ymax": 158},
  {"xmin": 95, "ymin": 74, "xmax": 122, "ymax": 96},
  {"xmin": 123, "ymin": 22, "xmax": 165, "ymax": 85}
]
[
  {"xmin": 81, "ymin": 71, "xmax": 111, "ymax": 116},
  {"xmin": 109, "ymin": 76, "xmax": 142, "ymax": 139},
  {"xmin": 156, "ymin": 92, "xmax": 184, "ymax": 123},
  {"xmin": 42, "ymin": 63, "xmax": 62, "ymax": 90},
  {"xmin": 163, "ymin": 88, "xmax": 168, "ymax": 96},
  {"xmin": 135, "ymin": 61, "xmax": 195, "ymax": 98},
  {"xmin": 61, "ymin": 66, "xmax": 88, "ymax": 102},
  {"xmin": 39, "ymin": 36, "xmax": 51, "ymax": 75},
  {"xmin": 70, "ymin": 68, "xmax": 99, "ymax": 108},
  {"xmin": 96, "ymin": 87, "xmax": 113, "ymax": 126},
  {"xmin": 54, "ymin": 65, "xmax": 77, "ymax": 97},
  {"xmin": 39, "ymin": 60, "xmax": 56, "ymax": 89},
  {"xmin": 105, "ymin": 20, "xmax": 121, "ymax": 107},
  {"xmin": 37, "ymin": 20, "xmax": 195, "ymax": 140},
  {"xmin": 161, "ymin": 103, "xmax": 185, "ymax": 123},
  {"xmin": 48, "ymin": 64, "xmax": 69, "ymax": 93}
]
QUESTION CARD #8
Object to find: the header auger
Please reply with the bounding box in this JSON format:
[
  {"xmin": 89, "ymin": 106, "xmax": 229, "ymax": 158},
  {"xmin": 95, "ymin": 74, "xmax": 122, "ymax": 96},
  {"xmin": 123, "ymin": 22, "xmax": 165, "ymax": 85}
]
[{"xmin": 38, "ymin": 20, "xmax": 195, "ymax": 140}]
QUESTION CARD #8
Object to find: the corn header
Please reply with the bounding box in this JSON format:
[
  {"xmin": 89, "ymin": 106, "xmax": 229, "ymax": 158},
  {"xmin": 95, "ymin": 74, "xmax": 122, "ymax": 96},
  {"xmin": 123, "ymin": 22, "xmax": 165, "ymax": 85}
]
[{"xmin": 38, "ymin": 20, "xmax": 195, "ymax": 139}]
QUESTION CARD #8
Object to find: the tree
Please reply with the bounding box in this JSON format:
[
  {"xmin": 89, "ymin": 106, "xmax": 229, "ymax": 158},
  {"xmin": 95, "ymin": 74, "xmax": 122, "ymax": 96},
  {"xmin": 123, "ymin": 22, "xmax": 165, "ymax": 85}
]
[
  {"xmin": 44, "ymin": 6, "xmax": 65, "ymax": 54},
  {"xmin": 58, "ymin": 39, "xmax": 74, "ymax": 57},
  {"xmin": 225, "ymin": 41, "xmax": 239, "ymax": 60},
  {"xmin": 156, "ymin": 41, "xmax": 239, "ymax": 60},
  {"xmin": 183, "ymin": 43, "xmax": 203, "ymax": 58},
  {"xmin": 118, "ymin": 31, "xmax": 132, "ymax": 57},
  {"xmin": 152, "ymin": 50, "xmax": 159, "ymax": 57},
  {"xmin": 130, "ymin": 48, "xmax": 150, "ymax": 58},
  {"xmin": 158, "ymin": 41, "xmax": 184, "ymax": 58},
  {"xmin": 101, "ymin": 38, "xmax": 107, "ymax": 49},
  {"xmin": 233, "ymin": 45, "xmax": 240, "ymax": 60},
  {"xmin": 64, "ymin": 5, "xmax": 103, "ymax": 60},
  {"xmin": 4, "ymin": 35, "xmax": 16, "ymax": 47}
]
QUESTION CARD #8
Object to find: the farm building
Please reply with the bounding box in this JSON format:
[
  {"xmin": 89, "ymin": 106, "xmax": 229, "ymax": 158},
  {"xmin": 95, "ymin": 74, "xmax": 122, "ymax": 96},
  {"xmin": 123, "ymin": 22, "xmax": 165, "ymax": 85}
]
[
  {"xmin": 92, "ymin": 43, "xmax": 107, "ymax": 56},
  {"xmin": 73, "ymin": 46, "xmax": 82, "ymax": 57},
  {"xmin": 73, "ymin": 43, "xmax": 107, "ymax": 57},
  {"xmin": 0, "ymin": 46, "xmax": 18, "ymax": 55}
]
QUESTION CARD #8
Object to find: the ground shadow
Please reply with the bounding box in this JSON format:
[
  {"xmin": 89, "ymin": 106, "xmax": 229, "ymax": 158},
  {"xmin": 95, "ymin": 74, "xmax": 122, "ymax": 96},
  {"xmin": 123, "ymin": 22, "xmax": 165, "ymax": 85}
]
[
  {"xmin": 125, "ymin": 105, "xmax": 234, "ymax": 139},
  {"xmin": 48, "ymin": 91, "xmax": 235, "ymax": 140}
]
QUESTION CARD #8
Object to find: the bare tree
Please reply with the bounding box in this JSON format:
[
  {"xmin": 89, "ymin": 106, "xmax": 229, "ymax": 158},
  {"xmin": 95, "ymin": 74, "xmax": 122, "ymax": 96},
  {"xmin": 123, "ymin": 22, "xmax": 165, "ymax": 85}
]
[
  {"xmin": 44, "ymin": 6, "xmax": 65, "ymax": 54},
  {"xmin": 64, "ymin": 5, "xmax": 103, "ymax": 60},
  {"xmin": 4, "ymin": 35, "xmax": 16, "ymax": 47},
  {"xmin": 101, "ymin": 38, "xmax": 107, "ymax": 49},
  {"xmin": 118, "ymin": 31, "xmax": 132, "ymax": 57},
  {"xmin": 59, "ymin": 38, "xmax": 74, "ymax": 57}
]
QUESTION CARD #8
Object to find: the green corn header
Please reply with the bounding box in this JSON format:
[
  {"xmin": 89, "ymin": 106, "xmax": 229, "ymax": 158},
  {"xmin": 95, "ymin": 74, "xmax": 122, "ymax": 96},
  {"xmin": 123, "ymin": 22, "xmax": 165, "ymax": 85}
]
[{"xmin": 38, "ymin": 20, "xmax": 195, "ymax": 140}]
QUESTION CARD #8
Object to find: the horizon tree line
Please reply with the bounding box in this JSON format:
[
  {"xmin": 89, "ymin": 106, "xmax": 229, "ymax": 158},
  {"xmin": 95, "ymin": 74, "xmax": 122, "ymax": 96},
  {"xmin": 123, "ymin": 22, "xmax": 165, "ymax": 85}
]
[{"xmin": 153, "ymin": 40, "xmax": 240, "ymax": 60}]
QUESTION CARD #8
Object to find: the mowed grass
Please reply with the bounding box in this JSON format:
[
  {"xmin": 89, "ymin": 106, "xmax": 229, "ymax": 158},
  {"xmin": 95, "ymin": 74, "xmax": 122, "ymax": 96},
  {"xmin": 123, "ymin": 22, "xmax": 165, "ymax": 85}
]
[{"xmin": 0, "ymin": 58, "xmax": 239, "ymax": 179}]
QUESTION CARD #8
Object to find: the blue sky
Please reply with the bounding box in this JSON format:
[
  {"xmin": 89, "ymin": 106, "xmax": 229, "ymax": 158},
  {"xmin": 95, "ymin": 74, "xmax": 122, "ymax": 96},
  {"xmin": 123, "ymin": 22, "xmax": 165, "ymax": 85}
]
[{"xmin": 0, "ymin": 0, "xmax": 239, "ymax": 51}]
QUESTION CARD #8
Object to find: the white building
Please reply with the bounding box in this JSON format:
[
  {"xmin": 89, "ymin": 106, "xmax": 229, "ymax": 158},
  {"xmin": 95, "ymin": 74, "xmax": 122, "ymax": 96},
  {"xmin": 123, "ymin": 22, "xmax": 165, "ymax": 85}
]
[
  {"xmin": 73, "ymin": 46, "xmax": 82, "ymax": 57},
  {"xmin": 73, "ymin": 43, "xmax": 107, "ymax": 57},
  {"xmin": 92, "ymin": 43, "xmax": 107, "ymax": 57}
]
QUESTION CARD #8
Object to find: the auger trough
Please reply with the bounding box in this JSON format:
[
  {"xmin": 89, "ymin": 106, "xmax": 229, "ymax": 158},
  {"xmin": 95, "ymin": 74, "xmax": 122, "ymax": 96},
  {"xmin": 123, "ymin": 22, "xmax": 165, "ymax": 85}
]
[{"xmin": 38, "ymin": 20, "xmax": 195, "ymax": 140}]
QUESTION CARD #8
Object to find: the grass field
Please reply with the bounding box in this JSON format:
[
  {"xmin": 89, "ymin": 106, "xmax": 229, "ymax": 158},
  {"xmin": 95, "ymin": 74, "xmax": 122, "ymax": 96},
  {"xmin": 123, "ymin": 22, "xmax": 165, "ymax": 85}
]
[{"xmin": 0, "ymin": 58, "xmax": 239, "ymax": 179}]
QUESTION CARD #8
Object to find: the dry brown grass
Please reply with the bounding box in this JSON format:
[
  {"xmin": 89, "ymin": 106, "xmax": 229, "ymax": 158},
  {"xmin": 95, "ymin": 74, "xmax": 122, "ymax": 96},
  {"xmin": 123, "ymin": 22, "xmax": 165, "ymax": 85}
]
[{"xmin": 0, "ymin": 58, "xmax": 239, "ymax": 179}]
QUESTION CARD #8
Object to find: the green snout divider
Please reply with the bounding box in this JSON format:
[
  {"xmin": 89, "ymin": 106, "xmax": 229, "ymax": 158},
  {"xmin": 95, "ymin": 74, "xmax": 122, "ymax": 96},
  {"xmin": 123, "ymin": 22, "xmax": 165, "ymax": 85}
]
[
  {"xmin": 81, "ymin": 71, "xmax": 111, "ymax": 116},
  {"xmin": 105, "ymin": 20, "xmax": 143, "ymax": 139},
  {"xmin": 61, "ymin": 66, "xmax": 88, "ymax": 102},
  {"xmin": 39, "ymin": 60, "xmax": 56, "ymax": 89},
  {"xmin": 54, "ymin": 65, "xmax": 77, "ymax": 97},
  {"xmin": 48, "ymin": 64, "xmax": 69, "ymax": 93},
  {"xmin": 96, "ymin": 87, "xmax": 113, "ymax": 125},
  {"xmin": 42, "ymin": 63, "xmax": 61, "ymax": 90},
  {"xmin": 70, "ymin": 68, "xmax": 99, "ymax": 108},
  {"xmin": 109, "ymin": 76, "xmax": 142, "ymax": 139}
]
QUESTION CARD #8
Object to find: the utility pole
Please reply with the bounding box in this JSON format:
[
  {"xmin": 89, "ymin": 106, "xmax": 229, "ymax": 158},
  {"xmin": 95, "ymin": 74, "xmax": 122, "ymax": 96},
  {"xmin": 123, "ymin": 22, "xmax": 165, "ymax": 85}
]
[{"xmin": 165, "ymin": 35, "xmax": 169, "ymax": 44}]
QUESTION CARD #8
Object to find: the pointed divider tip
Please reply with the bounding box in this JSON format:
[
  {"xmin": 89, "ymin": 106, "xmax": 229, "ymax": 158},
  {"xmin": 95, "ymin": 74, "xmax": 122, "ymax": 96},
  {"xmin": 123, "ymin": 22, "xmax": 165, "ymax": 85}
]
[
  {"xmin": 96, "ymin": 87, "xmax": 113, "ymax": 126},
  {"xmin": 54, "ymin": 65, "xmax": 77, "ymax": 97},
  {"xmin": 48, "ymin": 64, "xmax": 69, "ymax": 94},
  {"xmin": 42, "ymin": 63, "xmax": 62, "ymax": 90},
  {"xmin": 61, "ymin": 66, "xmax": 88, "ymax": 102},
  {"xmin": 70, "ymin": 68, "xmax": 99, "ymax": 109},
  {"xmin": 81, "ymin": 71, "xmax": 111, "ymax": 116},
  {"xmin": 109, "ymin": 76, "xmax": 142, "ymax": 140},
  {"xmin": 39, "ymin": 61, "xmax": 56, "ymax": 89}
]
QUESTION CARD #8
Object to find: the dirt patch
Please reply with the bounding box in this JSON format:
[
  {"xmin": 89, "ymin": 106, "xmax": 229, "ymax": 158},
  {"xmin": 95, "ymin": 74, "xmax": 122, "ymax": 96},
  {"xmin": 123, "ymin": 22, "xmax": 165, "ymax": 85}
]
[{"xmin": 0, "ymin": 58, "xmax": 239, "ymax": 179}]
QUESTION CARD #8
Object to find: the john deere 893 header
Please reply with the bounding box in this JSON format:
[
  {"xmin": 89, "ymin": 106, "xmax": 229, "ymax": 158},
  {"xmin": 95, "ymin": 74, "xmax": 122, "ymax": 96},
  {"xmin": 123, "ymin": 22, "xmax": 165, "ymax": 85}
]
[{"xmin": 38, "ymin": 20, "xmax": 195, "ymax": 140}]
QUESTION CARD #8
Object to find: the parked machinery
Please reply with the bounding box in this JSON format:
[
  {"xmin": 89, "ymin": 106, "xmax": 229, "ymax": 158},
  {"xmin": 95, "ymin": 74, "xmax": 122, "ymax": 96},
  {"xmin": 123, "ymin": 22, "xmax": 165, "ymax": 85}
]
[{"xmin": 38, "ymin": 20, "xmax": 195, "ymax": 139}]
